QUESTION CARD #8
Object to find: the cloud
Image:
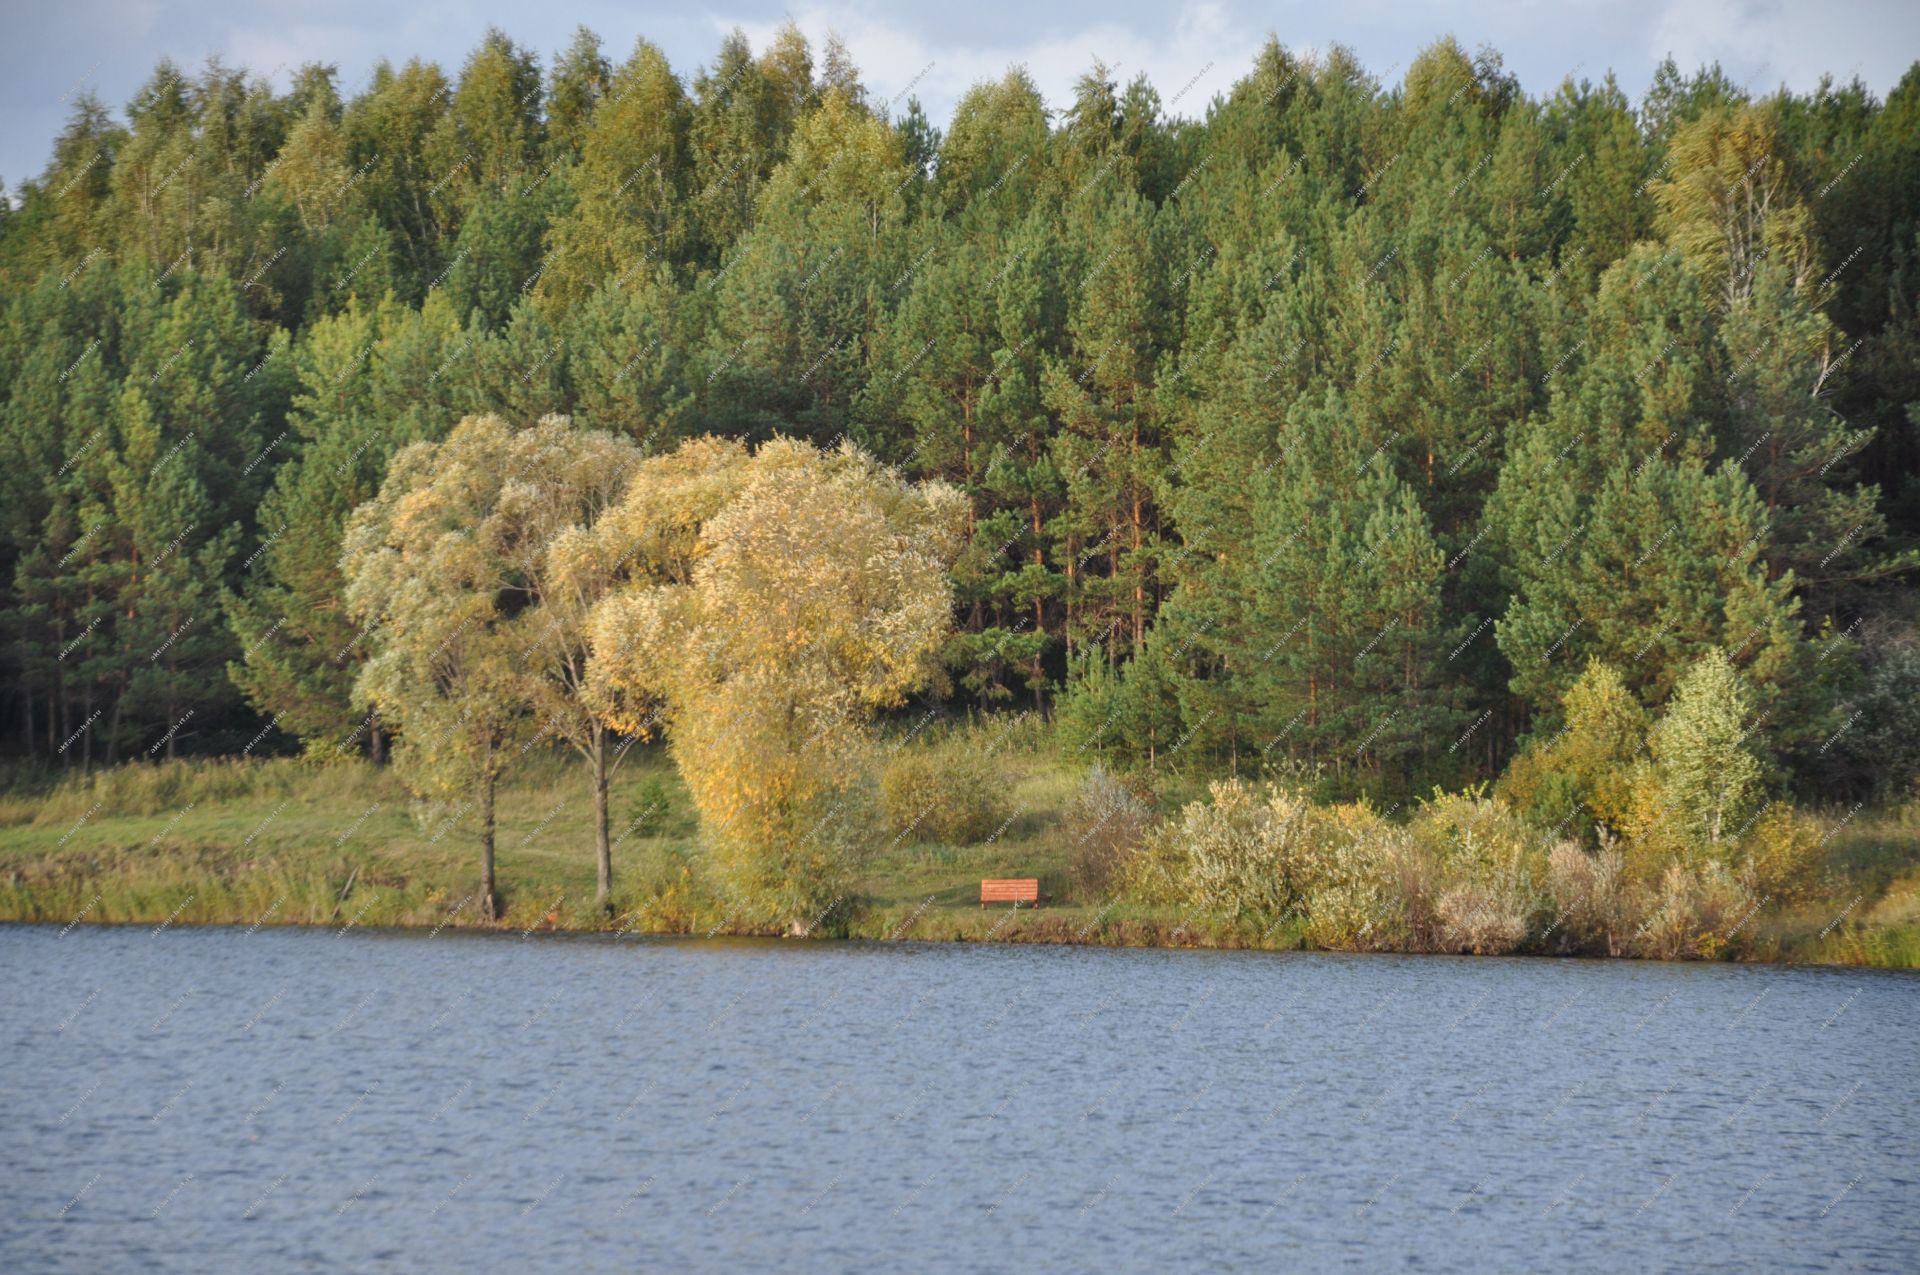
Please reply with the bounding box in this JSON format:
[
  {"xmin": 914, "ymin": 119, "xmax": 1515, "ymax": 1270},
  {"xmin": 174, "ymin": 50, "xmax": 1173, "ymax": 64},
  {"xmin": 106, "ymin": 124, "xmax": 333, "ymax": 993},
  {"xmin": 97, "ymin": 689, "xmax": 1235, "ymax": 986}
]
[
  {"xmin": 717, "ymin": 0, "xmax": 1254, "ymax": 121},
  {"xmin": 1648, "ymin": 0, "xmax": 1904, "ymax": 92}
]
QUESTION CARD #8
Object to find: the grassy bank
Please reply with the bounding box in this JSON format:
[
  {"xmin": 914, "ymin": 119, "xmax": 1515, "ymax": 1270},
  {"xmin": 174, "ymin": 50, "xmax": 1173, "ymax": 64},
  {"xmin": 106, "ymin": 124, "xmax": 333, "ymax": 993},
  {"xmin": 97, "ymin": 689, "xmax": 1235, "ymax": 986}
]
[{"xmin": 2, "ymin": 735, "xmax": 1915, "ymax": 968}]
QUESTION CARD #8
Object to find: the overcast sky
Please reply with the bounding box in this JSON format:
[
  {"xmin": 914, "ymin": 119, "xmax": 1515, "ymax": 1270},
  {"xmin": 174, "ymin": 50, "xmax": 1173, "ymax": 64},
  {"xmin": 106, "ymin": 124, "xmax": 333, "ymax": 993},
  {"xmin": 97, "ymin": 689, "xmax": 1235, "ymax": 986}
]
[{"xmin": 3, "ymin": 0, "xmax": 1917, "ymax": 189}]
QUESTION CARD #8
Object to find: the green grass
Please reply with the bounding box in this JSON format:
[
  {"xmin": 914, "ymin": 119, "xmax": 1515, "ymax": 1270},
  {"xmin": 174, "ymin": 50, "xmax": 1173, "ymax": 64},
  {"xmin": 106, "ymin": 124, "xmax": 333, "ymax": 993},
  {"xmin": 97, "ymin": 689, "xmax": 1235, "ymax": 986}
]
[
  {"xmin": 1, "ymin": 745, "xmax": 1915, "ymax": 967},
  {"xmin": 0, "ymin": 750, "xmax": 707, "ymax": 934}
]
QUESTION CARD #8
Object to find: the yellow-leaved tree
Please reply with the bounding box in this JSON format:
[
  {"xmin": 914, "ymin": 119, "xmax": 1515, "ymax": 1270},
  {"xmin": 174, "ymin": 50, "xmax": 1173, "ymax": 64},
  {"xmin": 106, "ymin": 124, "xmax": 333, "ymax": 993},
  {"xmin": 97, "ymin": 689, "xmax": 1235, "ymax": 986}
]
[
  {"xmin": 342, "ymin": 416, "xmax": 534, "ymax": 920},
  {"xmin": 492, "ymin": 417, "xmax": 643, "ymax": 915},
  {"xmin": 583, "ymin": 436, "xmax": 966, "ymax": 931},
  {"xmin": 344, "ymin": 414, "xmax": 641, "ymax": 920},
  {"xmin": 1652, "ymin": 103, "xmax": 1817, "ymax": 311}
]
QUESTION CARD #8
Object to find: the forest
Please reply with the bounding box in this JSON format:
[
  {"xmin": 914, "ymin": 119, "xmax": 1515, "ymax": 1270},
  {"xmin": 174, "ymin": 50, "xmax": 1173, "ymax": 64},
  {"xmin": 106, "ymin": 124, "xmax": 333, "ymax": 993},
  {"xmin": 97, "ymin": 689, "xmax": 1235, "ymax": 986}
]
[{"xmin": 2, "ymin": 25, "xmax": 1917, "ymax": 958}]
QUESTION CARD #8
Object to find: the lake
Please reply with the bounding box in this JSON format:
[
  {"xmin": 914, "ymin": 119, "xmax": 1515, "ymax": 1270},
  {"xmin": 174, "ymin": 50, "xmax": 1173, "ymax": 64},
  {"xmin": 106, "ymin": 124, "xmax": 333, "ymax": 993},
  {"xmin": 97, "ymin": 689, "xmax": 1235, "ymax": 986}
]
[{"xmin": 2, "ymin": 925, "xmax": 1915, "ymax": 1271}]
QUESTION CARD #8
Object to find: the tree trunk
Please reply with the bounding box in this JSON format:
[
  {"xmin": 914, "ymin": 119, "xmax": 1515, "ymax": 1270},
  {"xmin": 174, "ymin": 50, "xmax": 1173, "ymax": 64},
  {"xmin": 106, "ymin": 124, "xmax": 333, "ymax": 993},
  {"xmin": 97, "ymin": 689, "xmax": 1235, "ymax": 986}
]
[
  {"xmin": 480, "ymin": 771, "xmax": 498, "ymax": 921},
  {"xmin": 1030, "ymin": 491, "xmax": 1048, "ymax": 709},
  {"xmin": 1131, "ymin": 488, "xmax": 1145, "ymax": 654},
  {"xmin": 81, "ymin": 677, "xmax": 94, "ymax": 776},
  {"xmin": 105, "ymin": 677, "xmax": 126, "ymax": 766},
  {"xmin": 1064, "ymin": 533, "xmax": 1076, "ymax": 662},
  {"xmin": 592, "ymin": 726, "xmax": 612, "ymax": 916},
  {"xmin": 53, "ymin": 650, "xmax": 67, "ymax": 767},
  {"xmin": 961, "ymin": 401, "xmax": 975, "ymax": 507}
]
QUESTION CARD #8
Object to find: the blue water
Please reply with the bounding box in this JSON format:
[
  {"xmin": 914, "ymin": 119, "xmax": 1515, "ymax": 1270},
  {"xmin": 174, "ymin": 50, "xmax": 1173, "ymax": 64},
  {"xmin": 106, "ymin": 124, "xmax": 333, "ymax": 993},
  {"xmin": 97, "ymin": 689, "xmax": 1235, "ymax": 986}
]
[{"xmin": 2, "ymin": 925, "xmax": 1915, "ymax": 1271}]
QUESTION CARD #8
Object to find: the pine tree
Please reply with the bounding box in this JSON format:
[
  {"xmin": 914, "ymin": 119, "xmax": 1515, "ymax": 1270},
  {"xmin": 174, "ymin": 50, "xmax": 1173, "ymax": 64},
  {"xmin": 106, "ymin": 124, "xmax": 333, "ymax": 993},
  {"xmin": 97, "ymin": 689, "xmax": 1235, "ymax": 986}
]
[
  {"xmin": 1243, "ymin": 391, "xmax": 1458, "ymax": 786},
  {"xmin": 1718, "ymin": 259, "xmax": 1904, "ymax": 614},
  {"xmin": 225, "ymin": 293, "xmax": 465, "ymax": 753},
  {"xmin": 702, "ymin": 86, "xmax": 912, "ymax": 445},
  {"xmin": 1044, "ymin": 188, "xmax": 1170, "ymax": 660}
]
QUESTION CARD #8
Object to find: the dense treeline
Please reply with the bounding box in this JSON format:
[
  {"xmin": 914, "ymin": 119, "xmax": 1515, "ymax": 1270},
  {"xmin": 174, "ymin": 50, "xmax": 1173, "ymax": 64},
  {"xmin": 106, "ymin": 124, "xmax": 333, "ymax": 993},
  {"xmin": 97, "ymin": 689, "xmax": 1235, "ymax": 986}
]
[{"xmin": 4, "ymin": 25, "xmax": 1919, "ymax": 816}]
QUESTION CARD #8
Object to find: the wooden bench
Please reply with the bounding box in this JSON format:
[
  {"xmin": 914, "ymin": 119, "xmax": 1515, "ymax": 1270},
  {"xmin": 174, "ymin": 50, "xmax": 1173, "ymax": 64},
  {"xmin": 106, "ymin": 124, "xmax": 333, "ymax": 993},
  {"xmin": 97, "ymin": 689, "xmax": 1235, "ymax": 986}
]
[{"xmin": 981, "ymin": 878, "xmax": 1040, "ymax": 908}]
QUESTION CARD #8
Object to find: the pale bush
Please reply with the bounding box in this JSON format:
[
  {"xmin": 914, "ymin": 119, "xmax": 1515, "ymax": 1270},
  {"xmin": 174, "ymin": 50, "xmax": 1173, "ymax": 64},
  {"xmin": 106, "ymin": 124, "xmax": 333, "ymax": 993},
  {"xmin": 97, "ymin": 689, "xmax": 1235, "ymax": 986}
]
[
  {"xmin": 1544, "ymin": 837, "xmax": 1630, "ymax": 955},
  {"xmin": 1631, "ymin": 861, "xmax": 1752, "ymax": 960},
  {"xmin": 1615, "ymin": 796, "xmax": 1822, "ymax": 957},
  {"xmin": 878, "ymin": 746, "xmax": 1008, "ymax": 846},
  {"xmin": 1182, "ymin": 782, "xmax": 1317, "ymax": 920},
  {"xmin": 1063, "ymin": 767, "xmax": 1154, "ymax": 899},
  {"xmin": 1126, "ymin": 781, "xmax": 1622, "ymax": 957},
  {"xmin": 1297, "ymin": 814, "xmax": 1404, "ymax": 951},
  {"xmin": 409, "ymin": 796, "xmax": 453, "ymax": 836},
  {"xmin": 1127, "ymin": 778, "xmax": 1326, "ymax": 921},
  {"xmin": 1387, "ymin": 835, "xmax": 1445, "ymax": 950},
  {"xmin": 1405, "ymin": 793, "xmax": 1552, "ymax": 954},
  {"xmin": 1436, "ymin": 881, "xmax": 1534, "ymax": 954}
]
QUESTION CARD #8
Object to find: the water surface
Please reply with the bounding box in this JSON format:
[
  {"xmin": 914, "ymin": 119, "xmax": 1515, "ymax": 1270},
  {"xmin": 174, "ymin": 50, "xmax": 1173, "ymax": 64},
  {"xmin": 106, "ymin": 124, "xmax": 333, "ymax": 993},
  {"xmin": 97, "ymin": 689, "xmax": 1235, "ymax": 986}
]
[{"xmin": 2, "ymin": 925, "xmax": 1915, "ymax": 1270}]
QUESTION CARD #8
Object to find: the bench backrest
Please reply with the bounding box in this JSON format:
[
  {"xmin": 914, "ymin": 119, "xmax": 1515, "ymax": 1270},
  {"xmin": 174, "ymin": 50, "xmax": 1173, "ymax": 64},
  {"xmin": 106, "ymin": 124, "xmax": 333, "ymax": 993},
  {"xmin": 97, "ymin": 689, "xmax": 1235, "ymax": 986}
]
[{"xmin": 981, "ymin": 878, "xmax": 1040, "ymax": 903}]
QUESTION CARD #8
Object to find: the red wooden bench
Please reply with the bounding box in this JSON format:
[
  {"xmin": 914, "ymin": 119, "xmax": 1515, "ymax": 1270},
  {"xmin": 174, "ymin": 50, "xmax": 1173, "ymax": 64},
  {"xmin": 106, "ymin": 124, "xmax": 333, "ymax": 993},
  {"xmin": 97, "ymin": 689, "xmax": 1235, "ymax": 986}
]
[{"xmin": 980, "ymin": 878, "xmax": 1040, "ymax": 908}]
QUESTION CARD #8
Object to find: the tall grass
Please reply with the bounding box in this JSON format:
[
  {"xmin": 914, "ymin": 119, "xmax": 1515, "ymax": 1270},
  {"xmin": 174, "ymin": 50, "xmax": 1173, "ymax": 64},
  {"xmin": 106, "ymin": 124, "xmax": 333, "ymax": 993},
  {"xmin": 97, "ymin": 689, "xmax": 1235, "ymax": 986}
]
[{"xmin": 0, "ymin": 757, "xmax": 411, "ymax": 827}]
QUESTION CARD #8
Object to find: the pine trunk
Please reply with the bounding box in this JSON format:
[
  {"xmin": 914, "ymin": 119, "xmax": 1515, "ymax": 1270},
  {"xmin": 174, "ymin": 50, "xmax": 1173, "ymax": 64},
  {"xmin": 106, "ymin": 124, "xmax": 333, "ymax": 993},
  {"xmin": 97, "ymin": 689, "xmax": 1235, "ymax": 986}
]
[{"xmin": 1131, "ymin": 489, "xmax": 1145, "ymax": 653}]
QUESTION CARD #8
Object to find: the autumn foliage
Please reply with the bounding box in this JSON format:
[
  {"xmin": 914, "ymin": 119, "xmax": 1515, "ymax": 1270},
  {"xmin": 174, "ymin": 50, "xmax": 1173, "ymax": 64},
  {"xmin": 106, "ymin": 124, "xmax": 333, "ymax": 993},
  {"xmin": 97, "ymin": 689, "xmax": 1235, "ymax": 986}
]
[{"xmin": 583, "ymin": 437, "xmax": 966, "ymax": 928}]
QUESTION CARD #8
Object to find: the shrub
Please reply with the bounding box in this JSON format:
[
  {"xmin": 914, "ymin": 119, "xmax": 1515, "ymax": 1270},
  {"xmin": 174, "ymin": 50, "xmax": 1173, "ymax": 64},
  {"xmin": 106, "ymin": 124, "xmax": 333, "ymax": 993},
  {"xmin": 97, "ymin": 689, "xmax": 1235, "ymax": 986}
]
[
  {"xmin": 1063, "ymin": 766, "xmax": 1154, "ymax": 899},
  {"xmin": 878, "ymin": 746, "xmax": 1009, "ymax": 846},
  {"xmin": 1632, "ymin": 861, "xmax": 1752, "ymax": 960},
  {"xmin": 617, "ymin": 773, "xmax": 691, "ymax": 841},
  {"xmin": 1498, "ymin": 660, "xmax": 1649, "ymax": 839},
  {"xmin": 1544, "ymin": 837, "xmax": 1630, "ymax": 955},
  {"xmin": 616, "ymin": 839, "xmax": 725, "ymax": 934},
  {"xmin": 1733, "ymin": 803, "xmax": 1826, "ymax": 906},
  {"xmin": 1296, "ymin": 807, "xmax": 1402, "ymax": 951},
  {"xmin": 1127, "ymin": 778, "xmax": 1323, "ymax": 922},
  {"xmin": 1404, "ymin": 792, "xmax": 1553, "ymax": 954},
  {"xmin": 1502, "ymin": 763, "xmax": 1588, "ymax": 841}
]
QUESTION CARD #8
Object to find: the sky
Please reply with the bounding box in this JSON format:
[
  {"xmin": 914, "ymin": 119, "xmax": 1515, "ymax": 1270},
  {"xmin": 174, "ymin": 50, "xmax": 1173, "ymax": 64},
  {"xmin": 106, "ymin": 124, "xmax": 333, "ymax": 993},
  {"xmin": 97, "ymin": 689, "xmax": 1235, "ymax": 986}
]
[{"xmin": 2, "ymin": 0, "xmax": 1916, "ymax": 190}]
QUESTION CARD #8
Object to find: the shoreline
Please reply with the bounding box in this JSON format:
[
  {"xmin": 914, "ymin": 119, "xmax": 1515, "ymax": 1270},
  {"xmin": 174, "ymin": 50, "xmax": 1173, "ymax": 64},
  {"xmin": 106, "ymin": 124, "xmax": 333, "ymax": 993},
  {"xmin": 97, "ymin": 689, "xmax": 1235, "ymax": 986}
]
[
  {"xmin": 7, "ymin": 910, "xmax": 1915, "ymax": 970},
  {"xmin": 4, "ymin": 753, "xmax": 1914, "ymax": 971}
]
